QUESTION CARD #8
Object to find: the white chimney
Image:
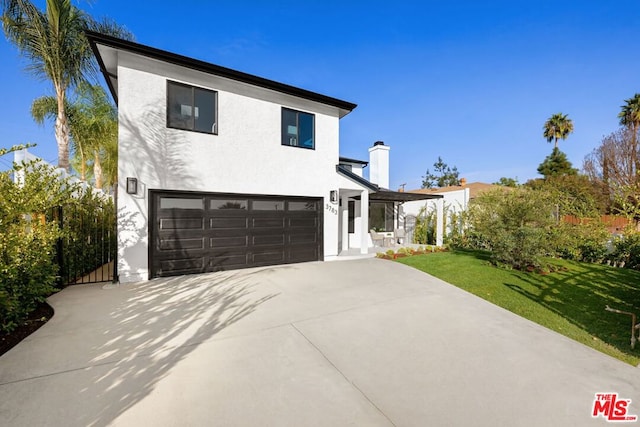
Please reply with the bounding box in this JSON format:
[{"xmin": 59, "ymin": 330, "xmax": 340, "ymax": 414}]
[{"xmin": 368, "ymin": 140, "xmax": 390, "ymax": 189}]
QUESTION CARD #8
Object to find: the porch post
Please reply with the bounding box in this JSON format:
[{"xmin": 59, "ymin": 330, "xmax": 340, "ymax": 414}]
[
  {"xmin": 436, "ymin": 197, "xmax": 444, "ymax": 247},
  {"xmin": 341, "ymin": 194, "xmax": 349, "ymax": 251},
  {"xmin": 360, "ymin": 190, "xmax": 369, "ymax": 254}
]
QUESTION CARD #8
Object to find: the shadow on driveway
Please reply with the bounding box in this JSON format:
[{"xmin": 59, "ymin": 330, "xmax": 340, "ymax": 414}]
[{"xmin": 0, "ymin": 268, "xmax": 277, "ymax": 427}]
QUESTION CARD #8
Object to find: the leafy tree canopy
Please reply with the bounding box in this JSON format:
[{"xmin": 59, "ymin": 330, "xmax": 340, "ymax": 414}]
[
  {"xmin": 583, "ymin": 127, "xmax": 640, "ymax": 217},
  {"xmin": 493, "ymin": 177, "xmax": 519, "ymax": 187},
  {"xmin": 537, "ymin": 147, "xmax": 577, "ymax": 178},
  {"xmin": 1, "ymin": 0, "xmax": 132, "ymax": 171},
  {"xmin": 525, "ymin": 174, "xmax": 608, "ymax": 218},
  {"xmin": 421, "ymin": 156, "xmax": 461, "ymax": 188},
  {"xmin": 543, "ymin": 112, "xmax": 574, "ymax": 149}
]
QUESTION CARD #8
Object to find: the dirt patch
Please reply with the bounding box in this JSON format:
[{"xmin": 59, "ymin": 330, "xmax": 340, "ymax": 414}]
[{"xmin": 0, "ymin": 302, "xmax": 53, "ymax": 357}]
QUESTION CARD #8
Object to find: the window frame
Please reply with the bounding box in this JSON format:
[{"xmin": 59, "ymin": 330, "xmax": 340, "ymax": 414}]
[
  {"xmin": 166, "ymin": 80, "xmax": 218, "ymax": 135},
  {"xmin": 281, "ymin": 107, "xmax": 315, "ymax": 150},
  {"xmin": 369, "ymin": 201, "xmax": 395, "ymax": 232}
]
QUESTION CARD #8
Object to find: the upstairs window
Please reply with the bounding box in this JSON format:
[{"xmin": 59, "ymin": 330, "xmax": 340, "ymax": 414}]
[
  {"xmin": 282, "ymin": 107, "xmax": 314, "ymax": 149},
  {"xmin": 167, "ymin": 81, "xmax": 217, "ymax": 134}
]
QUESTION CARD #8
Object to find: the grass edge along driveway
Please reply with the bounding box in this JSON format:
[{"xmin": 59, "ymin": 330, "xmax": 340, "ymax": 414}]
[{"xmin": 397, "ymin": 250, "xmax": 640, "ymax": 366}]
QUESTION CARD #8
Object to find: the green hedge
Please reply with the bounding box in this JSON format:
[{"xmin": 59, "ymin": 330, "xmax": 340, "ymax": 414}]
[{"xmin": 0, "ymin": 161, "xmax": 114, "ymax": 333}]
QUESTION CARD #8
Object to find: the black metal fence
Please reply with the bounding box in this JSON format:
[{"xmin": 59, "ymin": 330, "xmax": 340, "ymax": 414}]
[{"xmin": 52, "ymin": 200, "xmax": 117, "ymax": 285}]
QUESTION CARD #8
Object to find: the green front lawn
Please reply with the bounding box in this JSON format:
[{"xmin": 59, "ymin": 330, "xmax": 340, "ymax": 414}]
[{"xmin": 397, "ymin": 250, "xmax": 640, "ymax": 366}]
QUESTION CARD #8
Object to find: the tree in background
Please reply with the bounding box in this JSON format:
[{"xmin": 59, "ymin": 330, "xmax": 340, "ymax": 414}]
[
  {"xmin": 543, "ymin": 113, "xmax": 574, "ymax": 149},
  {"xmin": 525, "ymin": 174, "xmax": 607, "ymax": 218},
  {"xmin": 493, "ymin": 177, "xmax": 519, "ymax": 187},
  {"xmin": 537, "ymin": 147, "xmax": 577, "ymax": 178},
  {"xmin": 584, "ymin": 128, "xmax": 640, "ymax": 219},
  {"xmin": 618, "ymin": 93, "xmax": 640, "ymax": 177},
  {"xmin": 1, "ymin": 0, "xmax": 131, "ymax": 172},
  {"xmin": 421, "ymin": 156, "xmax": 460, "ymax": 188},
  {"xmin": 32, "ymin": 83, "xmax": 117, "ymax": 190}
]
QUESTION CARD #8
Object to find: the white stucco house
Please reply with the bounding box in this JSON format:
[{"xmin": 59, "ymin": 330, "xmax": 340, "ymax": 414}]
[{"xmin": 87, "ymin": 32, "xmax": 439, "ymax": 282}]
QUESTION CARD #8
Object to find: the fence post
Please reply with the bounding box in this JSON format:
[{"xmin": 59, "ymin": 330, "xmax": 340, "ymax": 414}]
[{"xmin": 54, "ymin": 206, "xmax": 65, "ymax": 287}]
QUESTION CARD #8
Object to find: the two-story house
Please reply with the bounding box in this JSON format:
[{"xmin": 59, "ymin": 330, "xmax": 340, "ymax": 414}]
[{"xmin": 87, "ymin": 32, "xmax": 439, "ymax": 283}]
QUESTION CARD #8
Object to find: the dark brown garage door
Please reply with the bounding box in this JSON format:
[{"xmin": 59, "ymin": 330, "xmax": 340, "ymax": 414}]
[{"xmin": 149, "ymin": 191, "xmax": 323, "ymax": 278}]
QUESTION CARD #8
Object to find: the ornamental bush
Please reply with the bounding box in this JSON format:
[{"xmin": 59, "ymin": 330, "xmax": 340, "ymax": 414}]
[
  {"xmin": 0, "ymin": 161, "xmax": 78, "ymax": 332},
  {"xmin": 551, "ymin": 221, "xmax": 609, "ymax": 263},
  {"xmin": 0, "ymin": 158, "xmax": 115, "ymax": 333},
  {"xmin": 609, "ymin": 232, "xmax": 640, "ymax": 270},
  {"xmin": 466, "ymin": 187, "xmax": 556, "ymax": 269}
]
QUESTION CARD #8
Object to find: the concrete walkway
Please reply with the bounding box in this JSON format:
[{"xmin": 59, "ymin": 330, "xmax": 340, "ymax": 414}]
[{"xmin": 1, "ymin": 258, "xmax": 639, "ymax": 426}]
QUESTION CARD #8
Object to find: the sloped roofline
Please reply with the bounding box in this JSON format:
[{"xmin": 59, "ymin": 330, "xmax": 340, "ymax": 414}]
[
  {"xmin": 339, "ymin": 156, "xmax": 368, "ymax": 166},
  {"xmin": 85, "ymin": 30, "xmax": 357, "ymax": 115},
  {"xmin": 336, "ymin": 165, "xmax": 442, "ymax": 201}
]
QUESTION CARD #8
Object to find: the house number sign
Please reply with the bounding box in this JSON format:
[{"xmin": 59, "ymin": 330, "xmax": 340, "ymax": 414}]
[{"xmin": 325, "ymin": 203, "xmax": 338, "ymax": 215}]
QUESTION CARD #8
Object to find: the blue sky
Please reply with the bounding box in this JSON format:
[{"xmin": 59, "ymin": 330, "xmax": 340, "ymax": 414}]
[{"xmin": 2, "ymin": 1, "xmax": 640, "ymax": 190}]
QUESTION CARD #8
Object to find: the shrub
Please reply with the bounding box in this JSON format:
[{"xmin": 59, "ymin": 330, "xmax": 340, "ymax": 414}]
[
  {"xmin": 551, "ymin": 221, "xmax": 609, "ymax": 263},
  {"xmin": 0, "ymin": 219, "xmax": 60, "ymax": 332},
  {"xmin": 0, "ymin": 159, "xmax": 114, "ymax": 332},
  {"xmin": 609, "ymin": 231, "xmax": 640, "ymax": 269},
  {"xmin": 413, "ymin": 203, "xmax": 463, "ymax": 245},
  {"xmin": 0, "ymin": 162, "xmax": 78, "ymax": 332},
  {"xmin": 466, "ymin": 187, "xmax": 556, "ymax": 269}
]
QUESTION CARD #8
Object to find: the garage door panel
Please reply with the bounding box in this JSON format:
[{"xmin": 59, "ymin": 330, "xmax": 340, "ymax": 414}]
[
  {"xmin": 252, "ymin": 200, "xmax": 285, "ymax": 211},
  {"xmin": 159, "ymin": 197, "xmax": 205, "ymax": 210},
  {"xmin": 160, "ymin": 257, "xmax": 205, "ymax": 274},
  {"xmin": 289, "ymin": 233, "xmax": 317, "ymax": 244},
  {"xmin": 159, "ymin": 237, "xmax": 205, "ymax": 251},
  {"xmin": 208, "ymin": 252, "xmax": 249, "ymax": 269},
  {"xmin": 289, "ymin": 217, "xmax": 317, "ymax": 228},
  {"xmin": 159, "ymin": 217, "xmax": 204, "ymax": 230},
  {"xmin": 288, "ymin": 247, "xmax": 318, "ymax": 262},
  {"xmin": 253, "ymin": 234, "xmax": 285, "ymax": 246},
  {"xmin": 151, "ymin": 192, "xmax": 322, "ymax": 278},
  {"xmin": 288, "ymin": 201, "xmax": 317, "ymax": 211},
  {"xmin": 252, "ymin": 217, "xmax": 285, "ymax": 228},
  {"xmin": 209, "ymin": 236, "xmax": 249, "ymax": 248},
  {"xmin": 210, "ymin": 217, "xmax": 248, "ymax": 229},
  {"xmin": 252, "ymin": 250, "xmax": 285, "ymax": 264},
  {"xmin": 209, "ymin": 199, "xmax": 248, "ymax": 210}
]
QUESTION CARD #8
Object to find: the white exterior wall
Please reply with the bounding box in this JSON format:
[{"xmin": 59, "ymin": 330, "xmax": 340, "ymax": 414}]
[
  {"xmin": 402, "ymin": 188, "xmax": 468, "ymax": 218},
  {"xmin": 401, "ymin": 188, "xmax": 469, "ymax": 241},
  {"xmin": 116, "ymin": 53, "xmax": 342, "ymax": 282},
  {"xmin": 351, "ymin": 164, "xmax": 364, "ymax": 177}
]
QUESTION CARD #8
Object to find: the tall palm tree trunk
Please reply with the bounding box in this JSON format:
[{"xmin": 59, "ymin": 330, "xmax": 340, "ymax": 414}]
[
  {"xmin": 93, "ymin": 150, "xmax": 103, "ymax": 189},
  {"xmin": 55, "ymin": 86, "xmax": 71, "ymax": 172},
  {"xmin": 633, "ymin": 123, "xmax": 639, "ymax": 183}
]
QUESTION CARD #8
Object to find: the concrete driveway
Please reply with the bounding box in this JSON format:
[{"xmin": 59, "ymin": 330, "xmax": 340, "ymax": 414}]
[{"xmin": 1, "ymin": 258, "xmax": 639, "ymax": 426}]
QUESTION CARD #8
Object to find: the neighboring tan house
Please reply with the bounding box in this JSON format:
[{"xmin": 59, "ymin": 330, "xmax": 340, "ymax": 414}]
[{"xmin": 87, "ymin": 32, "xmax": 438, "ymax": 282}]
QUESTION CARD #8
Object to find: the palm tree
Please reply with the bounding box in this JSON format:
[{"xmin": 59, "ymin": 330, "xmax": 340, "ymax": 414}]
[
  {"xmin": 543, "ymin": 113, "xmax": 574, "ymax": 149},
  {"xmin": 2, "ymin": 0, "xmax": 130, "ymax": 172},
  {"xmin": 32, "ymin": 83, "xmax": 117, "ymax": 190},
  {"xmin": 618, "ymin": 93, "xmax": 640, "ymax": 177}
]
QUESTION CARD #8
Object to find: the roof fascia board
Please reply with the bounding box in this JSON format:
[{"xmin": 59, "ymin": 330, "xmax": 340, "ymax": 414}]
[
  {"xmin": 339, "ymin": 156, "xmax": 368, "ymax": 165},
  {"xmin": 85, "ymin": 31, "xmax": 357, "ymax": 114}
]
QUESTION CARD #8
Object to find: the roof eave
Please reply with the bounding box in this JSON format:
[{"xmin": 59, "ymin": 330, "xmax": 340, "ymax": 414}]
[
  {"xmin": 85, "ymin": 30, "xmax": 357, "ymax": 115},
  {"xmin": 336, "ymin": 165, "xmax": 378, "ymax": 191}
]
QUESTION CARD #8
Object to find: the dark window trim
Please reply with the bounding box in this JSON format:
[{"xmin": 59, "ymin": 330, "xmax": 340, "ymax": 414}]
[
  {"xmin": 282, "ymin": 107, "xmax": 315, "ymax": 150},
  {"xmin": 166, "ymin": 80, "xmax": 218, "ymax": 135}
]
